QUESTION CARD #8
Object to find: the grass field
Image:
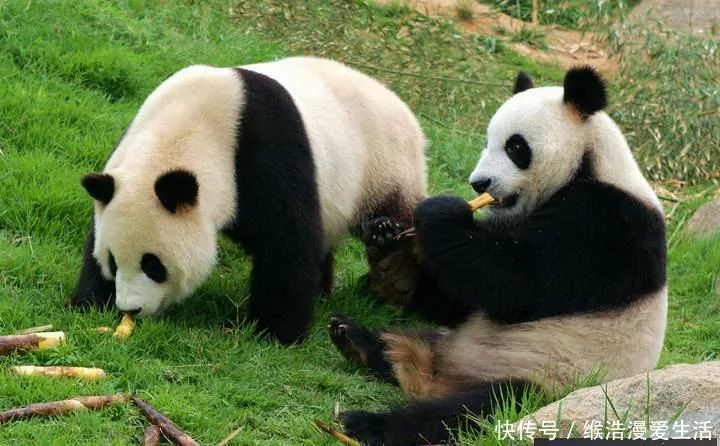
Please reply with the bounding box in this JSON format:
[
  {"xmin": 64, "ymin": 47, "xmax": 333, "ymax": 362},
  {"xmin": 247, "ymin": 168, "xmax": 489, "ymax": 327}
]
[{"xmin": 0, "ymin": 0, "xmax": 718, "ymax": 444}]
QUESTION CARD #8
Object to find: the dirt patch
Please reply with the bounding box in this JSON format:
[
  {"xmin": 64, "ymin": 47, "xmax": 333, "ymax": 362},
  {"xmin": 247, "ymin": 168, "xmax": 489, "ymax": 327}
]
[
  {"xmin": 629, "ymin": 0, "xmax": 720, "ymax": 38},
  {"xmin": 376, "ymin": 0, "xmax": 619, "ymax": 76}
]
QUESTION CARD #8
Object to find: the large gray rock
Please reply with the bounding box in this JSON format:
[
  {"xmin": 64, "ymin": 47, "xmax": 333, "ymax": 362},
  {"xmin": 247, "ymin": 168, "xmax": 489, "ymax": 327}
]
[
  {"xmin": 685, "ymin": 199, "xmax": 720, "ymax": 239},
  {"xmin": 513, "ymin": 362, "xmax": 720, "ymax": 441}
]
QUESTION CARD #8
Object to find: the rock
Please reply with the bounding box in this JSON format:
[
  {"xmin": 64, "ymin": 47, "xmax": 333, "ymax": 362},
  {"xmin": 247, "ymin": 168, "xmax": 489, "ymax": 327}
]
[
  {"xmin": 511, "ymin": 362, "xmax": 720, "ymax": 441},
  {"xmin": 685, "ymin": 198, "xmax": 720, "ymax": 239}
]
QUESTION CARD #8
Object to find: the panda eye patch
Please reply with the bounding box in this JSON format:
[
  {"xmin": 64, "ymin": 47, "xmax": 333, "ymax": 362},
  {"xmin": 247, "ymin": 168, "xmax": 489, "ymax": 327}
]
[
  {"xmin": 141, "ymin": 253, "xmax": 167, "ymax": 283},
  {"xmin": 504, "ymin": 134, "xmax": 532, "ymax": 170},
  {"xmin": 108, "ymin": 251, "xmax": 118, "ymax": 277}
]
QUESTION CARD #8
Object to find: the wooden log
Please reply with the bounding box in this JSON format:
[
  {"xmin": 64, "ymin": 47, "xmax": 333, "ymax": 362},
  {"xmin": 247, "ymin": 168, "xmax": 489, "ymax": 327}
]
[
  {"xmin": 143, "ymin": 424, "xmax": 162, "ymax": 446},
  {"xmin": 0, "ymin": 332, "xmax": 66, "ymax": 356},
  {"xmin": 0, "ymin": 394, "xmax": 129, "ymax": 424},
  {"xmin": 11, "ymin": 365, "xmax": 107, "ymax": 380},
  {"xmin": 131, "ymin": 396, "xmax": 199, "ymax": 446}
]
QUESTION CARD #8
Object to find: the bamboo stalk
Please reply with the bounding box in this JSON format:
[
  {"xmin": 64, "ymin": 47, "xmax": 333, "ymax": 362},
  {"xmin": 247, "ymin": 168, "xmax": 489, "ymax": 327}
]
[
  {"xmin": 0, "ymin": 394, "xmax": 129, "ymax": 424},
  {"xmin": 113, "ymin": 313, "xmax": 135, "ymax": 340},
  {"xmin": 0, "ymin": 332, "xmax": 66, "ymax": 356},
  {"xmin": 132, "ymin": 396, "xmax": 199, "ymax": 446},
  {"xmin": 143, "ymin": 424, "xmax": 162, "ymax": 446},
  {"xmin": 11, "ymin": 365, "xmax": 107, "ymax": 380},
  {"xmin": 314, "ymin": 420, "xmax": 361, "ymax": 446},
  {"xmin": 216, "ymin": 425, "xmax": 243, "ymax": 446},
  {"xmin": 14, "ymin": 324, "xmax": 54, "ymax": 335},
  {"xmin": 532, "ymin": 0, "xmax": 539, "ymax": 25}
]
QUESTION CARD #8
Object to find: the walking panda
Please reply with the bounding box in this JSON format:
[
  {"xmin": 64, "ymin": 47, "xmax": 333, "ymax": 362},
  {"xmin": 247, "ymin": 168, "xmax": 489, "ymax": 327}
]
[
  {"xmin": 328, "ymin": 66, "xmax": 668, "ymax": 445},
  {"xmin": 67, "ymin": 56, "xmax": 427, "ymax": 345}
]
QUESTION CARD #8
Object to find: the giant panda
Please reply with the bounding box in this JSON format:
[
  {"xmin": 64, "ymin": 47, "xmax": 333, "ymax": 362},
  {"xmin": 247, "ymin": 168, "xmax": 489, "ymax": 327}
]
[
  {"xmin": 67, "ymin": 56, "xmax": 427, "ymax": 345},
  {"xmin": 327, "ymin": 66, "xmax": 668, "ymax": 445}
]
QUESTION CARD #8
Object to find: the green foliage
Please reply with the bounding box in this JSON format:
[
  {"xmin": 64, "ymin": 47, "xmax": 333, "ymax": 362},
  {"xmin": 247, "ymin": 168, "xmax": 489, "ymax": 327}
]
[{"xmin": 479, "ymin": 0, "xmax": 642, "ymax": 30}]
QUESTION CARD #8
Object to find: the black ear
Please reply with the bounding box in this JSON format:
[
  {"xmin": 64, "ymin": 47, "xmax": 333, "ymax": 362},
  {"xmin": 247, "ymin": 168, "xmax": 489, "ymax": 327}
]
[
  {"xmin": 154, "ymin": 169, "xmax": 198, "ymax": 213},
  {"xmin": 513, "ymin": 71, "xmax": 534, "ymax": 94},
  {"xmin": 81, "ymin": 173, "xmax": 115, "ymax": 205},
  {"xmin": 563, "ymin": 66, "xmax": 607, "ymax": 118}
]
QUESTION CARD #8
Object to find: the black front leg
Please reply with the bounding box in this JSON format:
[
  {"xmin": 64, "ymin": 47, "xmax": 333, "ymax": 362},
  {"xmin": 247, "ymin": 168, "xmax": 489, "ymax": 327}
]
[
  {"xmin": 66, "ymin": 222, "xmax": 115, "ymax": 310},
  {"xmin": 245, "ymin": 238, "xmax": 324, "ymax": 346}
]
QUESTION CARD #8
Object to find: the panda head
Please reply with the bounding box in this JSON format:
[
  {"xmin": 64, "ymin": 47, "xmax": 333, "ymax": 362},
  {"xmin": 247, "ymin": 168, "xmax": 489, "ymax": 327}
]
[
  {"xmin": 82, "ymin": 168, "xmax": 218, "ymax": 317},
  {"xmin": 469, "ymin": 66, "xmax": 609, "ymax": 223}
]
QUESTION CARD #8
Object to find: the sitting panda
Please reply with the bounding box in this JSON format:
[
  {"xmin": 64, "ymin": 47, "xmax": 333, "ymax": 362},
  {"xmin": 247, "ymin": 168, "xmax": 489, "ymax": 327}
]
[
  {"xmin": 67, "ymin": 56, "xmax": 427, "ymax": 345},
  {"xmin": 328, "ymin": 66, "xmax": 668, "ymax": 445}
]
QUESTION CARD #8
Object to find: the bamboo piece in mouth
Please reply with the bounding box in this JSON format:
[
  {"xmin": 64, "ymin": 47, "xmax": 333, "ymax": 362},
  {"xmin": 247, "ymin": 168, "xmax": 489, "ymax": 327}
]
[
  {"xmin": 0, "ymin": 332, "xmax": 66, "ymax": 356},
  {"xmin": 468, "ymin": 192, "xmax": 496, "ymax": 211}
]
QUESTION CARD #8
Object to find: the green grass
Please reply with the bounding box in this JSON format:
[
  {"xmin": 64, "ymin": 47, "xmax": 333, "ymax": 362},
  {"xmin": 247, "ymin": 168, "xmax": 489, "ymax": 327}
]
[
  {"xmin": 0, "ymin": 0, "xmax": 718, "ymax": 444},
  {"xmin": 479, "ymin": 0, "xmax": 642, "ymax": 30}
]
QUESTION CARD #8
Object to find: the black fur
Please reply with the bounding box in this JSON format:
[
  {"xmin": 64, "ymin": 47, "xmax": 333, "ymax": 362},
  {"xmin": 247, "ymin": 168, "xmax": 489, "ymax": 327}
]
[
  {"xmin": 141, "ymin": 253, "xmax": 167, "ymax": 283},
  {"xmin": 504, "ymin": 133, "xmax": 532, "ymax": 170},
  {"xmin": 342, "ymin": 380, "xmax": 534, "ymax": 446},
  {"xmin": 512, "ymin": 71, "xmax": 534, "ymax": 94},
  {"xmin": 67, "ymin": 221, "xmax": 115, "ymax": 309},
  {"xmin": 154, "ymin": 169, "xmax": 199, "ymax": 213},
  {"xmin": 328, "ymin": 314, "xmax": 396, "ymax": 382},
  {"xmin": 563, "ymin": 66, "xmax": 608, "ymax": 118},
  {"xmin": 221, "ymin": 68, "xmax": 324, "ymax": 346},
  {"xmin": 81, "ymin": 173, "xmax": 114, "ymax": 205},
  {"xmin": 412, "ymin": 169, "xmax": 666, "ymax": 326}
]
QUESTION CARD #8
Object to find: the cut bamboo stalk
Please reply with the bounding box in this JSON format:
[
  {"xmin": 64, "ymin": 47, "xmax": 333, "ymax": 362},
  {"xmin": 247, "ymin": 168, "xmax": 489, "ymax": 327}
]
[
  {"xmin": 143, "ymin": 424, "xmax": 162, "ymax": 446},
  {"xmin": 216, "ymin": 425, "xmax": 243, "ymax": 446},
  {"xmin": 14, "ymin": 324, "xmax": 54, "ymax": 335},
  {"xmin": 0, "ymin": 332, "xmax": 66, "ymax": 356},
  {"xmin": 132, "ymin": 396, "xmax": 199, "ymax": 446},
  {"xmin": 91, "ymin": 326, "xmax": 113, "ymax": 335},
  {"xmin": 314, "ymin": 420, "xmax": 361, "ymax": 446},
  {"xmin": 0, "ymin": 394, "xmax": 129, "ymax": 424},
  {"xmin": 11, "ymin": 365, "xmax": 107, "ymax": 380},
  {"xmin": 113, "ymin": 313, "xmax": 135, "ymax": 340},
  {"xmin": 468, "ymin": 192, "xmax": 496, "ymax": 211}
]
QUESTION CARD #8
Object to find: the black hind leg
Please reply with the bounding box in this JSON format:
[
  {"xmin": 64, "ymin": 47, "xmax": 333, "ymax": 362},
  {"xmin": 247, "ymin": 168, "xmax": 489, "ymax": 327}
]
[
  {"xmin": 342, "ymin": 380, "xmax": 534, "ymax": 446},
  {"xmin": 328, "ymin": 314, "xmax": 396, "ymax": 382},
  {"xmin": 66, "ymin": 222, "xmax": 115, "ymax": 310}
]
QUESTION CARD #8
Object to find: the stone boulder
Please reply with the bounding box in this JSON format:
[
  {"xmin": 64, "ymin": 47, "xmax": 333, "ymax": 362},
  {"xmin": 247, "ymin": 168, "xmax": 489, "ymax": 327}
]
[
  {"xmin": 685, "ymin": 198, "xmax": 720, "ymax": 239},
  {"xmin": 512, "ymin": 362, "xmax": 720, "ymax": 441}
]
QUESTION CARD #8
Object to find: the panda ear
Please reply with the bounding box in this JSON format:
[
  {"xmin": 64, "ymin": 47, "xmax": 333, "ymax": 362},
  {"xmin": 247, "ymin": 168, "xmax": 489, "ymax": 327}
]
[
  {"xmin": 81, "ymin": 173, "xmax": 115, "ymax": 205},
  {"xmin": 512, "ymin": 71, "xmax": 534, "ymax": 94},
  {"xmin": 155, "ymin": 169, "xmax": 199, "ymax": 213},
  {"xmin": 563, "ymin": 66, "xmax": 607, "ymax": 118}
]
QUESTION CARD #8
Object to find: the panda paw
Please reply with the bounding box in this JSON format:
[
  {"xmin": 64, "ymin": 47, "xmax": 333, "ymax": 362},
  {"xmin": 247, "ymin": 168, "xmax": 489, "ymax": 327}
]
[
  {"xmin": 361, "ymin": 217, "xmax": 409, "ymax": 249},
  {"xmin": 414, "ymin": 196, "xmax": 473, "ymax": 231},
  {"xmin": 341, "ymin": 410, "xmax": 387, "ymax": 446},
  {"xmin": 328, "ymin": 313, "xmax": 378, "ymax": 368}
]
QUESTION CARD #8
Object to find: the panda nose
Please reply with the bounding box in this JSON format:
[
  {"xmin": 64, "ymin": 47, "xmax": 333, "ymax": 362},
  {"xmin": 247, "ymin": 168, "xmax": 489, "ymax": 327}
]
[{"xmin": 471, "ymin": 178, "xmax": 492, "ymax": 194}]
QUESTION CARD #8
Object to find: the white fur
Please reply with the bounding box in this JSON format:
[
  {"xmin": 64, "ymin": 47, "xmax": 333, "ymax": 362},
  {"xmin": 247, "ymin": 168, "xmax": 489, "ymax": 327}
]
[{"xmin": 92, "ymin": 57, "xmax": 427, "ymax": 316}]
